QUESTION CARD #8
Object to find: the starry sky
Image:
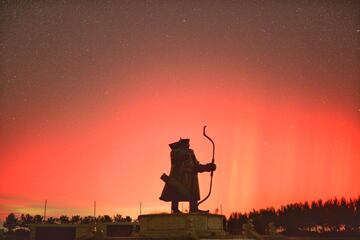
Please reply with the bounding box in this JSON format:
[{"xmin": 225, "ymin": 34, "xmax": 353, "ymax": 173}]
[{"xmin": 0, "ymin": 1, "xmax": 359, "ymax": 220}]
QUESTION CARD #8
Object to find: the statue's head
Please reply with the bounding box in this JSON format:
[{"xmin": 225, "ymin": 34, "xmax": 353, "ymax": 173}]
[{"xmin": 169, "ymin": 138, "xmax": 190, "ymax": 149}]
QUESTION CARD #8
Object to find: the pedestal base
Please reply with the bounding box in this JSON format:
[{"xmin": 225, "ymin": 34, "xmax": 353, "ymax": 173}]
[{"xmin": 139, "ymin": 213, "xmax": 226, "ymax": 239}]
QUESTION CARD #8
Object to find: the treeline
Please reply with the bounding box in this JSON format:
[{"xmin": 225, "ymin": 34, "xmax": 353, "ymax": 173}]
[
  {"xmin": 3, "ymin": 213, "xmax": 133, "ymax": 232},
  {"xmin": 3, "ymin": 197, "xmax": 360, "ymax": 238},
  {"xmin": 228, "ymin": 196, "xmax": 360, "ymax": 237}
]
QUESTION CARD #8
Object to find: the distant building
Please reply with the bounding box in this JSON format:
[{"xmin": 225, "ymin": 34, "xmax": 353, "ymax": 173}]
[{"xmin": 29, "ymin": 222, "xmax": 139, "ymax": 240}]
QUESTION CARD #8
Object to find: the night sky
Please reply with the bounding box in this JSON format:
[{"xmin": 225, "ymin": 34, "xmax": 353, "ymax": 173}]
[{"xmin": 0, "ymin": 1, "xmax": 359, "ymax": 220}]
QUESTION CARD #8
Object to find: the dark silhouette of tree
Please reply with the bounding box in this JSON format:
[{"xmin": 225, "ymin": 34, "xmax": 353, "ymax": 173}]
[
  {"xmin": 19, "ymin": 214, "xmax": 33, "ymax": 228},
  {"xmin": 97, "ymin": 215, "xmax": 112, "ymax": 223},
  {"xmin": 70, "ymin": 215, "xmax": 81, "ymax": 224},
  {"xmin": 32, "ymin": 215, "xmax": 43, "ymax": 224},
  {"xmin": 3, "ymin": 213, "xmax": 18, "ymax": 232},
  {"xmin": 228, "ymin": 196, "xmax": 360, "ymax": 237},
  {"xmin": 249, "ymin": 209, "xmax": 267, "ymax": 234},
  {"xmin": 341, "ymin": 197, "xmax": 355, "ymax": 232},
  {"xmin": 59, "ymin": 215, "xmax": 70, "ymax": 224},
  {"xmin": 113, "ymin": 214, "xmax": 123, "ymax": 223},
  {"xmin": 259, "ymin": 208, "xmax": 276, "ymax": 234},
  {"xmin": 45, "ymin": 217, "xmax": 56, "ymax": 224},
  {"xmin": 113, "ymin": 214, "xmax": 132, "ymax": 223},
  {"xmin": 355, "ymin": 197, "xmax": 360, "ymax": 230},
  {"xmin": 81, "ymin": 216, "xmax": 95, "ymax": 224},
  {"xmin": 227, "ymin": 212, "xmax": 248, "ymax": 235}
]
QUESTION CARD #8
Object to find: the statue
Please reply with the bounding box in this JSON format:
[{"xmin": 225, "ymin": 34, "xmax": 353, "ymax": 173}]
[
  {"xmin": 138, "ymin": 127, "xmax": 226, "ymax": 239},
  {"xmin": 160, "ymin": 138, "xmax": 216, "ymax": 213}
]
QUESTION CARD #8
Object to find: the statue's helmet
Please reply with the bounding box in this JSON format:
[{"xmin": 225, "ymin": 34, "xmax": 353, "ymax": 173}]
[{"xmin": 169, "ymin": 138, "xmax": 190, "ymax": 149}]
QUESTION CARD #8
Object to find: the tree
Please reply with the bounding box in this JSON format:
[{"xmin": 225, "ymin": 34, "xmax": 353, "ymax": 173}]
[
  {"xmin": 113, "ymin": 214, "xmax": 123, "ymax": 223},
  {"xmin": 355, "ymin": 197, "xmax": 360, "ymax": 231},
  {"xmin": 81, "ymin": 216, "xmax": 95, "ymax": 224},
  {"xmin": 70, "ymin": 215, "xmax": 81, "ymax": 224},
  {"xmin": 249, "ymin": 209, "xmax": 266, "ymax": 234},
  {"xmin": 112, "ymin": 214, "xmax": 132, "ymax": 223},
  {"xmin": 33, "ymin": 215, "xmax": 43, "ymax": 224},
  {"xmin": 19, "ymin": 214, "xmax": 33, "ymax": 227},
  {"xmin": 46, "ymin": 217, "xmax": 56, "ymax": 224},
  {"xmin": 59, "ymin": 215, "xmax": 70, "ymax": 224},
  {"xmin": 227, "ymin": 196, "xmax": 360, "ymax": 236},
  {"xmin": 97, "ymin": 215, "xmax": 112, "ymax": 223},
  {"xmin": 3, "ymin": 213, "xmax": 18, "ymax": 232},
  {"xmin": 227, "ymin": 212, "xmax": 248, "ymax": 235}
]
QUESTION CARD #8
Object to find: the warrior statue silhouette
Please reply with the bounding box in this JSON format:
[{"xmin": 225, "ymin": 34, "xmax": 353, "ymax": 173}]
[{"xmin": 160, "ymin": 126, "xmax": 216, "ymax": 213}]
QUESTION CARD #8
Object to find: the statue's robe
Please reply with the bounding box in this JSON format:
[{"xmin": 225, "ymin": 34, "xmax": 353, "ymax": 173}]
[{"xmin": 160, "ymin": 148, "xmax": 200, "ymax": 202}]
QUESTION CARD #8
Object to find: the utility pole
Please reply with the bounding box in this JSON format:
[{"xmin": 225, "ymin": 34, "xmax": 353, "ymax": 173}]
[
  {"xmin": 220, "ymin": 204, "xmax": 222, "ymax": 215},
  {"xmin": 43, "ymin": 200, "xmax": 47, "ymax": 223},
  {"xmin": 94, "ymin": 200, "xmax": 96, "ymax": 219},
  {"xmin": 94, "ymin": 200, "xmax": 97, "ymax": 232},
  {"xmin": 140, "ymin": 202, "xmax": 142, "ymax": 215}
]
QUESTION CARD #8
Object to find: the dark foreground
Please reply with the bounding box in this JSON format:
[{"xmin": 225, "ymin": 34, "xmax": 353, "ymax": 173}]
[{"xmin": 2, "ymin": 234, "xmax": 360, "ymax": 240}]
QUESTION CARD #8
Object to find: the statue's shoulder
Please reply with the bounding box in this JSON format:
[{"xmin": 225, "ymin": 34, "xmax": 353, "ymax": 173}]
[
  {"xmin": 172, "ymin": 148, "xmax": 187, "ymax": 157},
  {"xmin": 188, "ymin": 148, "xmax": 196, "ymax": 155},
  {"xmin": 173, "ymin": 148, "xmax": 185, "ymax": 153}
]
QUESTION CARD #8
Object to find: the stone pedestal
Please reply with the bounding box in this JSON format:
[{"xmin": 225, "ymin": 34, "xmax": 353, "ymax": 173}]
[{"xmin": 139, "ymin": 213, "xmax": 226, "ymax": 239}]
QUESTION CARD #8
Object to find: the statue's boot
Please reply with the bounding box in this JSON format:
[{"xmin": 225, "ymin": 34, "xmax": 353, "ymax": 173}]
[
  {"xmin": 189, "ymin": 201, "xmax": 209, "ymax": 213},
  {"xmin": 190, "ymin": 209, "xmax": 209, "ymax": 213},
  {"xmin": 171, "ymin": 201, "xmax": 182, "ymax": 214},
  {"xmin": 171, "ymin": 209, "xmax": 182, "ymax": 214}
]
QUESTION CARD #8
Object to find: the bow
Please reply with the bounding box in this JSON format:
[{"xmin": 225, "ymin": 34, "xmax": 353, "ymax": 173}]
[{"xmin": 197, "ymin": 125, "xmax": 215, "ymax": 206}]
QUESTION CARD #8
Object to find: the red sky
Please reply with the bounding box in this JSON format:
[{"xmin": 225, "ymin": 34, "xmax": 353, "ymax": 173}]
[{"xmin": 0, "ymin": 1, "xmax": 359, "ymax": 221}]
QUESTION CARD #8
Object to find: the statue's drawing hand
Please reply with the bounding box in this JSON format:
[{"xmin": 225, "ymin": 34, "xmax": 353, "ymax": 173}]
[
  {"xmin": 208, "ymin": 163, "xmax": 216, "ymax": 172},
  {"xmin": 196, "ymin": 163, "xmax": 217, "ymax": 173},
  {"xmin": 200, "ymin": 163, "xmax": 216, "ymax": 172}
]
